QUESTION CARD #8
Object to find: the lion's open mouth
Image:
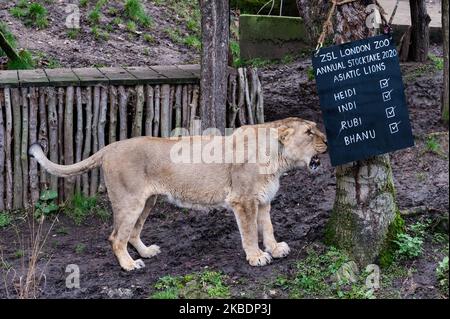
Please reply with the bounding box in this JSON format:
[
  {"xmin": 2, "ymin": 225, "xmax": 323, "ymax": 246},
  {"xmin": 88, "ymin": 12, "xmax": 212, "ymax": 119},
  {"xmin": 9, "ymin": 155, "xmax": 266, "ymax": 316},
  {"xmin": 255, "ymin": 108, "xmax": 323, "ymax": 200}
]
[{"xmin": 309, "ymin": 155, "xmax": 321, "ymax": 170}]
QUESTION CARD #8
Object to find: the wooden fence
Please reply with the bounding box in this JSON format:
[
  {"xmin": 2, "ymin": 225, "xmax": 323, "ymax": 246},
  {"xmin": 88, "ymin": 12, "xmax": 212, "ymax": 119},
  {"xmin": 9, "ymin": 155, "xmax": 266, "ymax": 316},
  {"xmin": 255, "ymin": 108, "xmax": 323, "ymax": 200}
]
[{"xmin": 0, "ymin": 65, "xmax": 264, "ymax": 210}]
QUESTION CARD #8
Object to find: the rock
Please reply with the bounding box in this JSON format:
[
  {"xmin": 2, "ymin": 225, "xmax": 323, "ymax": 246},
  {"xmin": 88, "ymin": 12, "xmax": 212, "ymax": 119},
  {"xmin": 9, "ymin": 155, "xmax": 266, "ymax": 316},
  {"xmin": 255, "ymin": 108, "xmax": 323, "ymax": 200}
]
[{"xmin": 105, "ymin": 288, "xmax": 133, "ymax": 299}]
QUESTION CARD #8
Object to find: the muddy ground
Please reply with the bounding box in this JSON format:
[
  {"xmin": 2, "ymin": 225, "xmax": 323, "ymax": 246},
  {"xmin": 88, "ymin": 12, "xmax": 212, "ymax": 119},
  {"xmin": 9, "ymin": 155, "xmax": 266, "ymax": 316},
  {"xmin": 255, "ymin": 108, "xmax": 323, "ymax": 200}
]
[{"xmin": 0, "ymin": 54, "xmax": 448, "ymax": 299}]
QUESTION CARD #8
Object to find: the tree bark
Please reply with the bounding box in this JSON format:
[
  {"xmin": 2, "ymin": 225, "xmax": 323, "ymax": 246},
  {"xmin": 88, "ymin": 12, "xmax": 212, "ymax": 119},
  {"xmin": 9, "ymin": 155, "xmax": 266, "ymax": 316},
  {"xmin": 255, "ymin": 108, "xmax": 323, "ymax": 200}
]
[
  {"xmin": 64, "ymin": 86, "xmax": 75, "ymax": 200},
  {"xmin": 109, "ymin": 86, "xmax": 118, "ymax": 143},
  {"xmin": 12, "ymin": 88, "xmax": 22, "ymax": 209},
  {"xmin": 153, "ymin": 85, "xmax": 160, "ymax": 137},
  {"xmin": 160, "ymin": 84, "xmax": 171, "ymax": 138},
  {"xmin": 408, "ymin": 0, "xmax": 431, "ymax": 62},
  {"xmin": 297, "ymin": 1, "xmax": 403, "ymax": 266},
  {"xmin": 47, "ymin": 88, "xmax": 58, "ymax": 193},
  {"xmin": 145, "ymin": 85, "xmax": 154, "ymax": 136},
  {"xmin": 82, "ymin": 87, "xmax": 93, "ymax": 196},
  {"xmin": 98, "ymin": 86, "xmax": 108, "ymax": 193},
  {"xmin": 442, "ymin": 0, "xmax": 449, "ymax": 122},
  {"xmin": 90, "ymin": 86, "xmax": 100, "ymax": 196},
  {"xmin": 38, "ymin": 87, "xmax": 48, "ymax": 188},
  {"xmin": 132, "ymin": 85, "xmax": 144, "ymax": 137},
  {"xmin": 20, "ymin": 88, "xmax": 29, "ymax": 208},
  {"xmin": 75, "ymin": 87, "xmax": 84, "ymax": 193},
  {"xmin": 118, "ymin": 86, "xmax": 128, "ymax": 141},
  {"xmin": 199, "ymin": 0, "xmax": 229, "ymax": 134},
  {"xmin": 0, "ymin": 94, "xmax": 5, "ymax": 210},
  {"xmin": 4, "ymin": 88, "xmax": 13, "ymax": 210},
  {"xmin": 29, "ymin": 87, "xmax": 39, "ymax": 205}
]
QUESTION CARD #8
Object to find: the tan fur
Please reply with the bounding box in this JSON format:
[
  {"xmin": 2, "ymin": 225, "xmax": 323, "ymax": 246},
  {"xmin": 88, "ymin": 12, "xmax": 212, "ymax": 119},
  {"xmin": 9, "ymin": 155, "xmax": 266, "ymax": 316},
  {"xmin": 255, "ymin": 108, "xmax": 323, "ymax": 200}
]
[{"xmin": 29, "ymin": 117, "xmax": 327, "ymax": 270}]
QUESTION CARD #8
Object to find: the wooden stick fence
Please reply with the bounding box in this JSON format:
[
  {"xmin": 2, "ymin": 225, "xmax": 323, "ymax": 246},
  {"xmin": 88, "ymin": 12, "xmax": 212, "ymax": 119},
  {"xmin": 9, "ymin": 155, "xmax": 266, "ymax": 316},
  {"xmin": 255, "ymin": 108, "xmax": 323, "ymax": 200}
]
[{"xmin": 0, "ymin": 65, "xmax": 264, "ymax": 210}]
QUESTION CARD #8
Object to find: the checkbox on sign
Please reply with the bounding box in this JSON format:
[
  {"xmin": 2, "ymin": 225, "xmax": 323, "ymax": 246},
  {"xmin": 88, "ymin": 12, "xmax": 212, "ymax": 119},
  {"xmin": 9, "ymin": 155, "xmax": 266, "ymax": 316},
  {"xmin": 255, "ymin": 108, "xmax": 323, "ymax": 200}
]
[
  {"xmin": 385, "ymin": 106, "xmax": 396, "ymax": 118},
  {"xmin": 382, "ymin": 90, "xmax": 393, "ymax": 102},
  {"xmin": 380, "ymin": 78, "xmax": 390, "ymax": 89},
  {"xmin": 389, "ymin": 122, "xmax": 400, "ymax": 134}
]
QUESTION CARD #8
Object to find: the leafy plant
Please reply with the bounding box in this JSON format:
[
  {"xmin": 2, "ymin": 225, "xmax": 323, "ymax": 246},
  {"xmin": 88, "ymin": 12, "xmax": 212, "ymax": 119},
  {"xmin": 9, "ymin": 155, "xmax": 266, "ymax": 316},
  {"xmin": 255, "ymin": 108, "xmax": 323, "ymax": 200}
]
[
  {"xmin": 7, "ymin": 49, "xmax": 35, "ymax": 70},
  {"xmin": 79, "ymin": 0, "xmax": 88, "ymax": 7},
  {"xmin": 394, "ymin": 233, "xmax": 424, "ymax": 259},
  {"xmin": 125, "ymin": 0, "xmax": 152, "ymax": 27},
  {"xmin": 429, "ymin": 54, "xmax": 444, "ymax": 71},
  {"xmin": 184, "ymin": 35, "xmax": 201, "ymax": 51},
  {"xmin": 436, "ymin": 256, "xmax": 449, "ymax": 294},
  {"xmin": 63, "ymin": 192, "xmax": 98, "ymax": 226},
  {"xmin": 151, "ymin": 271, "xmax": 230, "ymax": 299},
  {"xmin": 0, "ymin": 212, "xmax": 12, "ymax": 228},
  {"xmin": 0, "ymin": 22, "xmax": 17, "ymax": 57},
  {"xmin": 230, "ymin": 40, "xmax": 241, "ymax": 67},
  {"xmin": 34, "ymin": 190, "xmax": 59, "ymax": 219}
]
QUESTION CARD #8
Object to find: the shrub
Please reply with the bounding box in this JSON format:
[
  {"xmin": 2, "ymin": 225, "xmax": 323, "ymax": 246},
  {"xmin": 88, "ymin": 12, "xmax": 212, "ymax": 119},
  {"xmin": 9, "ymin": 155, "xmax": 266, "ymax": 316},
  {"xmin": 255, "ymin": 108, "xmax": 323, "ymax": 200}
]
[
  {"xmin": 125, "ymin": 0, "xmax": 152, "ymax": 27},
  {"xmin": 394, "ymin": 233, "xmax": 424, "ymax": 259},
  {"xmin": 0, "ymin": 212, "xmax": 12, "ymax": 228},
  {"xmin": 10, "ymin": 1, "xmax": 49, "ymax": 29}
]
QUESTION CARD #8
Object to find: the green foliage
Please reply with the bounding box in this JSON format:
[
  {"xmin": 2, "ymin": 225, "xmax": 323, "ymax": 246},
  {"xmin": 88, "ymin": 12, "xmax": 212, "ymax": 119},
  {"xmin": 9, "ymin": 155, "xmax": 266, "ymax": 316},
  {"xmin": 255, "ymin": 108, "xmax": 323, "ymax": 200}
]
[
  {"xmin": 151, "ymin": 271, "xmax": 230, "ymax": 299},
  {"xmin": 307, "ymin": 66, "xmax": 315, "ymax": 81},
  {"xmin": 34, "ymin": 190, "xmax": 59, "ymax": 218},
  {"xmin": 79, "ymin": 0, "xmax": 88, "ymax": 7},
  {"xmin": 10, "ymin": 1, "xmax": 49, "ymax": 29},
  {"xmin": 429, "ymin": 54, "xmax": 444, "ymax": 71},
  {"xmin": 230, "ymin": 40, "xmax": 241, "ymax": 67},
  {"xmin": 394, "ymin": 233, "xmax": 424, "ymax": 259},
  {"xmin": 378, "ymin": 210, "xmax": 405, "ymax": 268},
  {"xmin": 75, "ymin": 243, "xmax": 86, "ymax": 254},
  {"xmin": 143, "ymin": 33, "xmax": 155, "ymax": 43},
  {"xmin": 14, "ymin": 249, "xmax": 24, "ymax": 259},
  {"xmin": 6, "ymin": 49, "xmax": 35, "ymax": 70},
  {"xmin": 67, "ymin": 28, "xmax": 80, "ymax": 39},
  {"xmin": 126, "ymin": 20, "xmax": 137, "ymax": 33},
  {"xmin": 0, "ymin": 22, "xmax": 17, "ymax": 57},
  {"xmin": 125, "ymin": 0, "xmax": 152, "ymax": 27},
  {"xmin": 63, "ymin": 192, "xmax": 98, "ymax": 226},
  {"xmin": 88, "ymin": 9, "xmax": 101, "ymax": 25},
  {"xmin": 436, "ymin": 256, "xmax": 449, "ymax": 294},
  {"xmin": 0, "ymin": 212, "xmax": 12, "ymax": 228},
  {"xmin": 274, "ymin": 247, "xmax": 375, "ymax": 299},
  {"xmin": 183, "ymin": 35, "xmax": 201, "ymax": 51}
]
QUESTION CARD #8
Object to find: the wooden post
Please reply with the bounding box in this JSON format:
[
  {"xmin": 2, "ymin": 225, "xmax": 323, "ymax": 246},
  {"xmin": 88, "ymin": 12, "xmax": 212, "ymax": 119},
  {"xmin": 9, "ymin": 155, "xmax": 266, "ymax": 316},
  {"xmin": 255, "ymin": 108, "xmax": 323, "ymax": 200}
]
[
  {"xmin": 0, "ymin": 94, "xmax": 4, "ymax": 210},
  {"xmin": 255, "ymin": 72, "xmax": 264, "ymax": 124},
  {"xmin": 98, "ymin": 86, "xmax": 108, "ymax": 193},
  {"xmin": 64, "ymin": 86, "xmax": 75, "ymax": 200},
  {"xmin": 227, "ymin": 73, "xmax": 238, "ymax": 128},
  {"xmin": 90, "ymin": 86, "xmax": 100, "ymax": 196},
  {"xmin": 182, "ymin": 85, "xmax": 189, "ymax": 130},
  {"xmin": 132, "ymin": 85, "xmax": 144, "ymax": 137},
  {"xmin": 189, "ymin": 87, "xmax": 200, "ymax": 135},
  {"xmin": 174, "ymin": 85, "xmax": 182, "ymax": 135},
  {"xmin": 75, "ymin": 87, "xmax": 83, "ymax": 193},
  {"xmin": 12, "ymin": 88, "xmax": 22, "ymax": 209},
  {"xmin": 118, "ymin": 86, "xmax": 128, "ymax": 141},
  {"xmin": 408, "ymin": 0, "xmax": 431, "ymax": 62},
  {"xmin": 57, "ymin": 88, "xmax": 65, "ymax": 200},
  {"xmin": 160, "ymin": 84, "xmax": 171, "ymax": 138},
  {"xmin": 145, "ymin": 85, "xmax": 154, "ymax": 136},
  {"xmin": 29, "ymin": 87, "xmax": 39, "ymax": 204},
  {"xmin": 4, "ymin": 88, "xmax": 13, "ymax": 210},
  {"xmin": 82, "ymin": 87, "xmax": 93, "ymax": 196},
  {"xmin": 38, "ymin": 87, "xmax": 48, "ymax": 188},
  {"xmin": 153, "ymin": 85, "xmax": 160, "ymax": 137},
  {"xmin": 47, "ymin": 87, "xmax": 58, "ymax": 193},
  {"xmin": 20, "ymin": 88, "xmax": 29, "ymax": 208},
  {"xmin": 109, "ymin": 86, "xmax": 118, "ymax": 143}
]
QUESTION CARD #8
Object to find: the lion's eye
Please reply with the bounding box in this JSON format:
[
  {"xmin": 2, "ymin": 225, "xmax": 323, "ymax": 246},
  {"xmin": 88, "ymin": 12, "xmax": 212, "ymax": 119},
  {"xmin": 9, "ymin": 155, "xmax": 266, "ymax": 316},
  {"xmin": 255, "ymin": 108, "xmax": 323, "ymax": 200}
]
[{"xmin": 306, "ymin": 129, "xmax": 313, "ymax": 136}]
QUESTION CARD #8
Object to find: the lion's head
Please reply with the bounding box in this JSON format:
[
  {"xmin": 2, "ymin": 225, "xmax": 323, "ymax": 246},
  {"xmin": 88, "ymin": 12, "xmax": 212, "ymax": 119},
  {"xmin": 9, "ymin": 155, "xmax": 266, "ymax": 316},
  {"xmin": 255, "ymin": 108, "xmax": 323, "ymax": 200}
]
[{"xmin": 278, "ymin": 118, "xmax": 328, "ymax": 172}]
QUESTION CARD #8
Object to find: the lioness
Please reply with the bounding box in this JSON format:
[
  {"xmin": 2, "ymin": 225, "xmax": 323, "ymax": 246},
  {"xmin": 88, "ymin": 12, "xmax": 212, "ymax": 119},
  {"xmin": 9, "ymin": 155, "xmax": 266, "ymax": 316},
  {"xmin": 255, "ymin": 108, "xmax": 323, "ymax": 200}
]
[{"xmin": 29, "ymin": 117, "xmax": 327, "ymax": 271}]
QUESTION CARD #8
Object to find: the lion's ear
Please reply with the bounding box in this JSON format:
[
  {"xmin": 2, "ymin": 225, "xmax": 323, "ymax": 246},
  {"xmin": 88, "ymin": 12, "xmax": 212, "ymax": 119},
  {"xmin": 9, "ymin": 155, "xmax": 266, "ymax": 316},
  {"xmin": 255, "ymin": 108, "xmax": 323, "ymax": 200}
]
[{"xmin": 278, "ymin": 126, "xmax": 295, "ymax": 144}]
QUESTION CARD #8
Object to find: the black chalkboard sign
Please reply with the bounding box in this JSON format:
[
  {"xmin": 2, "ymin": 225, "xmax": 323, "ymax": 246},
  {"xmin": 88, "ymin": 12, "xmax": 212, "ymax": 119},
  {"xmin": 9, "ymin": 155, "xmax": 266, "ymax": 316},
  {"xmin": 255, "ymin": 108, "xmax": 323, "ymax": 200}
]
[{"xmin": 312, "ymin": 34, "xmax": 414, "ymax": 166}]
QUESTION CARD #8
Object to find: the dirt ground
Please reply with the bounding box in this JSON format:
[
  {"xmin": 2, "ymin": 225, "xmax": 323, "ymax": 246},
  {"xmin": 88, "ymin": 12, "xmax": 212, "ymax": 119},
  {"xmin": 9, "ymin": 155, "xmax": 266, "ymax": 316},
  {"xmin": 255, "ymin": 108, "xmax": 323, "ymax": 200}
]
[{"xmin": 0, "ymin": 1, "xmax": 448, "ymax": 300}]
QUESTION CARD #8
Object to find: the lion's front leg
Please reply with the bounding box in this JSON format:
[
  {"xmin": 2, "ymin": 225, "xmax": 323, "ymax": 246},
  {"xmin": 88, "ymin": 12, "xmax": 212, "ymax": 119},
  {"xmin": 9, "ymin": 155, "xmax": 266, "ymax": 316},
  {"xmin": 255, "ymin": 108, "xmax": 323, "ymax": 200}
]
[
  {"xmin": 258, "ymin": 204, "xmax": 290, "ymax": 258},
  {"xmin": 230, "ymin": 199, "xmax": 272, "ymax": 266}
]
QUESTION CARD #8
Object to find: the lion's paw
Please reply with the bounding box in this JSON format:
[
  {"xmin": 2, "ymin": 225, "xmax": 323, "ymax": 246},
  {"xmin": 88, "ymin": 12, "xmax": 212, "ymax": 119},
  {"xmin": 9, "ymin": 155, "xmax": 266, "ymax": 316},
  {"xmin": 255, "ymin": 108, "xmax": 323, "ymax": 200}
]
[
  {"xmin": 269, "ymin": 242, "xmax": 290, "ymax": 259},
  {"xmin": 140, "ymin": 245, "xmax": 161, "ymax": 258},
  {"xmin": 122, "ymin": 259, "xmax": 146, "ymax": 271},
  {"xmin": 247, "ymin": 251, "xmax": 272, "ymax": 267}
]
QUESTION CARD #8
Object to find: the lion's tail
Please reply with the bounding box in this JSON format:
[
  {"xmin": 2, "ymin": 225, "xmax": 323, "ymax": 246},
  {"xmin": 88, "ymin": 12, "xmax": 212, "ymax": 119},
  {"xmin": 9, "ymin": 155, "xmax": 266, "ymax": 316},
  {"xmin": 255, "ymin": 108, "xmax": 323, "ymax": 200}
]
[{"xmin": 29, "ymin": 143, "xmax": 106, "ymax": 178}]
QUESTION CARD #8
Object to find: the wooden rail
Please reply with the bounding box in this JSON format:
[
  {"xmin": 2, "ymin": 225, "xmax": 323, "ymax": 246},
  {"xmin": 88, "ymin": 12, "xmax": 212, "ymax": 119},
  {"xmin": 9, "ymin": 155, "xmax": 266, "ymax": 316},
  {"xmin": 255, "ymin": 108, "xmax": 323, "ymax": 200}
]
[{"xmin": 0, "ymin": 65, "xmax": 263, "ymax": 210}]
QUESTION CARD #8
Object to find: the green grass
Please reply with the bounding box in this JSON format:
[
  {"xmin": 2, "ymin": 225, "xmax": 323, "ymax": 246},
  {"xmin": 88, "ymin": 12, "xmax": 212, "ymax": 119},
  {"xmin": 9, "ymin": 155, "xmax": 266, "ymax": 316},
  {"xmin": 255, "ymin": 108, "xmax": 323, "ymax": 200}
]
[
  {"xmin": 14, "ymin": 249, "xmax": 24, "ymax": 259},
  {"xmin": 0, "ymin": 22, "xmax": 17, "ymax": 57},
  {"xmin": 429, "ymin": 54, "xmax": 444, "ymax": 71},
  {"xmin": 125, "ymin": 0, "xmax": 152, "ymax": 27},
  {"xmin": 10, "ymin": 1, "xmax": 49, "ymax": 29},
  {"xmin": 67, "ymin": 28, "xmax": 80, "ymax": 39},
  {"xmin": 0, "ymin": 212, "xmax": 12, "ymax": 228},
  {"xmin": 63, "ymin": 192, "xmax": 99, "ymax": 226},
  {"xmin": 143, "ymin": 33, "xmax": 155, "ymax": 43},
  {"xmin": 436, "ymin": 256, "xmax": 449, "ymax": 295},
  {"xmin": 126, "ymin": 20, "xmax": 137, "ymax": 33},
  {"xmin": 230, "ymin": 40, "xmax": 241, "ymax": 67},
  {"xmin": 75, "ymin": 243, "xmax": 86, "ymax": 254},
  {"xmin": 272, "ymin": 247, "xmax": 376, "ymax": 299},
  {"xmin": 183, "ymin": 35, "xmax": 201, "ymax": 51},
  {"xmin": 79, "ymin": 0, "xmax": 88, "ymax": 7},
  {"xmin": 88, "ymin": 9, "xmax": 101, "ymax": 25},
  {"xmin": 150, "ymin": 271, "xmax": 230, "ymax": 299}
]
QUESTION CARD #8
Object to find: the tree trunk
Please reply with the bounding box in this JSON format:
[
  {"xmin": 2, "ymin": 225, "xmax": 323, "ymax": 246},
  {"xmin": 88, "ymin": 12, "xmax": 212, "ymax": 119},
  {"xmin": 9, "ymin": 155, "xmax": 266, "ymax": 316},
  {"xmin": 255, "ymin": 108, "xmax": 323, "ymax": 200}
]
[
  {"xmin": 408, "ymin": 0, "xmax": 431, "ymax": 62},
  {"xmin": 443, "ymin": 0, "xmax": 449, "ymax": 122},
  {"xmin": 298, "ymin": 1, "xmax": 403, "ymax": 267},
  {"xmin": 199, "ymin": 0, "xmax": 229, "ymax": 134}
]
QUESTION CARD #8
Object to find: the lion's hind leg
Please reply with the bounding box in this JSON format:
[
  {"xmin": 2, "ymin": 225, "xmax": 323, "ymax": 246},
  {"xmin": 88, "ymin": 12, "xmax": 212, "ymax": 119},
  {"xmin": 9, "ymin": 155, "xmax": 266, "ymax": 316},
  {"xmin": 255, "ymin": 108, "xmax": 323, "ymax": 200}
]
[
  {"xmin": 109, "ymin": 197, "xmax": 148, "ymax": 271},
  {"xmin": 129, "ymin": 195, "xmax": 161, "ymax": 259}
]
